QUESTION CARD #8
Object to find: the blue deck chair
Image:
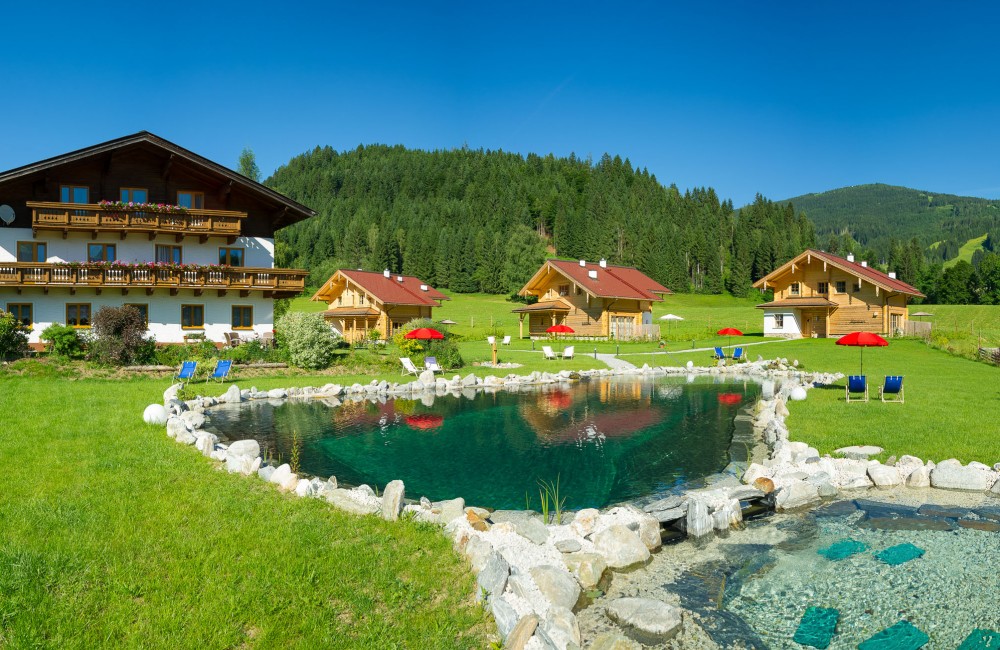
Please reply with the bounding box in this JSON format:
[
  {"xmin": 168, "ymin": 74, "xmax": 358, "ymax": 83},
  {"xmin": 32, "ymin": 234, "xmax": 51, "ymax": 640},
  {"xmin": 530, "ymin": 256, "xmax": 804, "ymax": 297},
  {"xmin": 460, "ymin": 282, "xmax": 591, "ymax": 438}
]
[
  {"xmin": 174, "ymin": 361, "xmax": 197, "ymax": 384},
  {"xmin": 425, "ymin": 356, "xmax": 443, "ymax": 374},
  {"xmin": 713, "ymin": 347, "xmax": 726, "ymax": 360},
  {"xmin": 879, "ymin": 375, "xmax": 904, "ymax": 403},
  {"xmin": 846, "ymin": 375, "xmax": 868, "ymax": 403},
  {"xmin": 211, "ymin": 359, "xmax": 233, "ymax": 382},
  {"xmin": 732, "ymin": 347, "xmax": 745, "ymax": 362}
]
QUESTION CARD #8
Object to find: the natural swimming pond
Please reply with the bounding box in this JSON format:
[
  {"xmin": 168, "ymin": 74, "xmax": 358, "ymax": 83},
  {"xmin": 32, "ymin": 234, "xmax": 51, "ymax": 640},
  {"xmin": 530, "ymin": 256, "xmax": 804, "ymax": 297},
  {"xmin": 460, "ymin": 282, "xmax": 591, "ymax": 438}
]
[{"xmin": 208, "ymin": 377, "xmax": 761, "ymax": 509}]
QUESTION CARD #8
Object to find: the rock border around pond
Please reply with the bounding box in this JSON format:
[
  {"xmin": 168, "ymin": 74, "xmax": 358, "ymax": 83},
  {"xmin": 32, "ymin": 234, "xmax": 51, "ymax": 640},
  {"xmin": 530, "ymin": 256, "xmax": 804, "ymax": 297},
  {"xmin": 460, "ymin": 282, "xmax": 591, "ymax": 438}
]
[{"xmin": 146, "ymin": 358, "xmax": 1000, "ymax": 648}]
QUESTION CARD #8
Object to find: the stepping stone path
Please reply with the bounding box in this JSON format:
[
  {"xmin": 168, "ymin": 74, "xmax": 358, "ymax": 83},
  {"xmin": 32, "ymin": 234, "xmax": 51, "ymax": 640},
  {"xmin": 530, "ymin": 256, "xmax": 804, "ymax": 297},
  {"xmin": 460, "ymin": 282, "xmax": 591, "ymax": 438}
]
[
  {"xmin": 792, "ymin": 607, "xmax": 839, "ymax": 649},
  {"xmin": 817, "ymin": 538, "xmax": 867, "ymax": 561},
  {"xmin": 875, "ymin": 543, "xmax": 925, "ymax": 567},
  {"xmin": 958, "ymin": 629, "xmax": 1000, "ymax": 649},
  {"xmin": 858, "ymin": 620, "xmax": 928, "ymax": 650}
]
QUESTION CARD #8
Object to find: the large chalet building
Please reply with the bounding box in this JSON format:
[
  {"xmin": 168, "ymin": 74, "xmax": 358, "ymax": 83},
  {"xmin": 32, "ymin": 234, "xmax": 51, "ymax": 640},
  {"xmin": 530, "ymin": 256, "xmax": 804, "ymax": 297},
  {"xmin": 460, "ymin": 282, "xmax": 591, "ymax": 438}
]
[
  {"xmin": 0, "ymin": 132, "xmax": 315, "ymax": 346},
  {"xmin": 753, "ymin": 249, "xmax": 924, "ymax": 338},
  {"xmin": 513, "ymin": 259, "xmax": 671, "ymax": 339}
]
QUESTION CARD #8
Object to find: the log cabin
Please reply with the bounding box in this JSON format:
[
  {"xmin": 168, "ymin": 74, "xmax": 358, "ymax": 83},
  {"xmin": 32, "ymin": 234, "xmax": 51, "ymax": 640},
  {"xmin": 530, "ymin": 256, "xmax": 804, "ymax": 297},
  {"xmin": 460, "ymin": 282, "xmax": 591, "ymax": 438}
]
[
  {"xmin": 312, "ymin": 269, "xmax": 448, "ymax": 343},
  {"xmin": 513, "ymin": 259, "xmax": 671, "ymax": 339},
  {"xmin": 752, "ymin": 249, "xmax": 924, "ymax": 338},
  {"xmin": 0, "ymin": 132, "xmax": 315, "ymax": 346}
]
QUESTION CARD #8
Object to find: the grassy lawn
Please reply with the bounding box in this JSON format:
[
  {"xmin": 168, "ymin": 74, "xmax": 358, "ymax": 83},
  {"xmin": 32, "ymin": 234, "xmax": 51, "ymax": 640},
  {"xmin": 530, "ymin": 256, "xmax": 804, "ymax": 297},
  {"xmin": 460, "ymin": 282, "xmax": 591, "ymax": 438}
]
[
  {"xmin": 767, "ymin": 337, "xmax": 1000, "ymax": 464},
  {"xmin": 0, "ymin": 375, "xmax": 491, "ymax": 648}
]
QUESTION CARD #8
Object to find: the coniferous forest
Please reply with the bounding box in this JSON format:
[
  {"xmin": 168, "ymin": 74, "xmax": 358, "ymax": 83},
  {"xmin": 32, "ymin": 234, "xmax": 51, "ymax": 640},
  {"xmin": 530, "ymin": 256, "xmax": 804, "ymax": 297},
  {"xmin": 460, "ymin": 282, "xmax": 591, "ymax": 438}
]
[{"xmin": 267, "ymin": 145, "xmax": 816, "ymax": 297}]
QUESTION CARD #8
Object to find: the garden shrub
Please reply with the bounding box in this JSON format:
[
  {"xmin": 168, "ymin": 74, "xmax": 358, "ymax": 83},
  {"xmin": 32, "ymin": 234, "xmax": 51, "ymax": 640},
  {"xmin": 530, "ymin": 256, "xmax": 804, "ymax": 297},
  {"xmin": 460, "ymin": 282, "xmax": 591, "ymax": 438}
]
[
  {"xmin": 0, "ymin": 311, "xmax": 29, "ymax": 361},
  {"xmin": 88, "ymin": 306, "xmax": 156, "ymax": 366},
  {"xmin": 391, "ymin": 318, "xmax": 462, "ymax": 368},
  {"xmin": 276, "ymin": 312, "xmax": 341, "ymax": 369},
  {"xmin": 41, "ymin": 323, "xmax": 85, "ymax": 359}
]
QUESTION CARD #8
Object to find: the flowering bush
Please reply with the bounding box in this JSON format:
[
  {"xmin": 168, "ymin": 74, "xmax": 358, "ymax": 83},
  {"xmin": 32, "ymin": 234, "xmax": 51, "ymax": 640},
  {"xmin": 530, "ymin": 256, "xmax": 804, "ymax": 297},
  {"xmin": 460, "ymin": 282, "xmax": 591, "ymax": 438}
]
[
  {"xmin": 51, "ymin": 260, "xmax": 232, "ymax": 272},
  {"xmin": 276, "ymin": 312, "xmax": 341, "ymax": 369},
  {"xmin": 98, "ymin": 200, "xmax": 188, "ymax": 214}
]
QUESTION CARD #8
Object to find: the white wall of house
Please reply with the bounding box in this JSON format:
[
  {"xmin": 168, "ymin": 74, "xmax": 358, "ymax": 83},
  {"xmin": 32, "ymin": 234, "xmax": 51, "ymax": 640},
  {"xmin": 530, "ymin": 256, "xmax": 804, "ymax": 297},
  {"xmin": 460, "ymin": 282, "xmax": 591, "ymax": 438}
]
[
  {"xmin": 762, "ymin": 309, "xmax": 801, "ymax": 338},
  {"xmin": 5, "ymin": 287, "xmax": 274, "ymax": 344},
  {"xmin": 0, "ymin": 228, "xmax": 274, "ymax": 267}
]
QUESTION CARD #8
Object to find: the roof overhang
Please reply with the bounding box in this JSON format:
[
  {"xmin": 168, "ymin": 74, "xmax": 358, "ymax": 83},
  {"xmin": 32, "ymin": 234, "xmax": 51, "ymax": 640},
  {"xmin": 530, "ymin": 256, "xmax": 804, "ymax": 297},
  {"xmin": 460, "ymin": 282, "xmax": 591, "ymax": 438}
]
[{"xmin": 756, "ymin": 298, "xmax": 837, "ymax": 309}]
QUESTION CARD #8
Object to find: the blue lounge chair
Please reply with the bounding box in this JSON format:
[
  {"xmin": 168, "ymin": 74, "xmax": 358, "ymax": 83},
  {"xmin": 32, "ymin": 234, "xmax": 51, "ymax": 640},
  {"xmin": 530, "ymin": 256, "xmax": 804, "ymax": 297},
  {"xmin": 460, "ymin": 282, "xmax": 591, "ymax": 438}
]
[
  {"xmin": 174, "ymin": 361, "xmax": 197, "ymax": 384},
  {"xmin": 732, "ymin": 347, "xmax": 745, "ymax": 362},
  {"xmin": 425, "ymin": 356, "xmax": 443, "ymax": 374},
  {"xmin": 879, "ymin": 376, "xmax": 904, "ymax": 403},
  {"xmin": 211, "ymin": 359, "xmax": 233, "ymax": 382},
  {"xmin": 713, "ymin": 347, "xmax": 726, "ymax": 360},
  {"xmin": 846, "ymin": 375, "xmax": 868, "ymax": 403}
]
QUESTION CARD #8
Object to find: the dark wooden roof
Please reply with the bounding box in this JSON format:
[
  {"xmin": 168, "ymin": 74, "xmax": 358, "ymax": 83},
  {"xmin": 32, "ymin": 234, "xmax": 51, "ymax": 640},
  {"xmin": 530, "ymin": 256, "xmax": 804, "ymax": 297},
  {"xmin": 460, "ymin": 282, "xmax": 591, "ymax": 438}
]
[
  {"xmin": 511, "ymin": 299, "xmax": 572, "ymax": 313},
  {"xmin": 755, "ymin": 298, "xmax": 837, "ymax": 309},
  {"xmin": 0, "ymin": 131, "xmax": 315, "ymax": 231}
]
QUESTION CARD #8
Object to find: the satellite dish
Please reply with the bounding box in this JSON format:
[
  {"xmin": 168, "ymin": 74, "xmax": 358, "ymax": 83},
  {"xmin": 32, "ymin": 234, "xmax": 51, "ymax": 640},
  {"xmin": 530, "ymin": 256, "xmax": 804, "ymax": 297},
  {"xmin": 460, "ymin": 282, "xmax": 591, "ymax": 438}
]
[{"xmin": 0, "ymin": 205, "xmax": 13, "ymax": 226}]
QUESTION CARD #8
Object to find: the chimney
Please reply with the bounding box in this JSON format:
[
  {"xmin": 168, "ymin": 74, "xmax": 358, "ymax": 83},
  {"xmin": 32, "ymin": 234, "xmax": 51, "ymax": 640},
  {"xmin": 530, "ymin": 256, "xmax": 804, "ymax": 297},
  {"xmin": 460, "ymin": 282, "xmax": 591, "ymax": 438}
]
[
  {"xmin": 420, "ymin": 284, "xmax": 428, "ymax": 291},
  {"xmin": 599, "ymin": 258, "xmax": 607, "ymax": 268},
  {"xmin": 588, "ymin": 269, "xmax": 598, "ymax": 280},
  {"xmin": 397, "ymin": 276, "xmax": 403, "ymax": 282},
  {"xmin": 888, "ymin": 271, "xmax": 897, "ymax": 279},
  {"xmin": 579, "ymin": 260, "xmax": 586, "ymax": 267},
  {"xmin": 846, "ymin": 253, "xmax": 855, "ymax": 263},
  {"xmin": 860, "ymin": 261, "xmax": 867, "ymax": 267},
  {"xmin": 383, "ymin": 269, "xmax": 390, "ymax": 278}
]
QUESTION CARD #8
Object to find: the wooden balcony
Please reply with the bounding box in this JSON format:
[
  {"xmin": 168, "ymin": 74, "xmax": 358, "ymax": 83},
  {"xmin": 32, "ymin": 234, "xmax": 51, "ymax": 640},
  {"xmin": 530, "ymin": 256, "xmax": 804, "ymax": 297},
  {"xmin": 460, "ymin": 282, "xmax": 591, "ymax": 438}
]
[
  {"xmin": 0, "ymin": 263, "xmax": 307, "ymax": 298},
  {"xmin": 28, "ymin": 202, "xmax": 247, "ymax": 242}
]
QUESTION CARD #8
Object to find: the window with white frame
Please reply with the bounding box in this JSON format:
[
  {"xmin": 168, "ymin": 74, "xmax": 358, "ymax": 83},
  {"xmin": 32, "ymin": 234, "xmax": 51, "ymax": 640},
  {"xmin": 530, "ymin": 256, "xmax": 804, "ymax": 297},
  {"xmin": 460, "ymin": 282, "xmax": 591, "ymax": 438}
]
[{"xmin": 774, "ymin": 314, "xmax": 784, "ymax": 329}]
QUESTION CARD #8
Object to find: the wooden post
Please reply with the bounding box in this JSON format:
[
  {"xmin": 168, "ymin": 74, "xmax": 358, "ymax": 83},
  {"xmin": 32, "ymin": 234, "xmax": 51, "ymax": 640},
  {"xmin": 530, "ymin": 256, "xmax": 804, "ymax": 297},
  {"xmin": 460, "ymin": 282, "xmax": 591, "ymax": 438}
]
[{"xmin": 491, "ymin": 341, "xmax": 497, "ymax": 366}]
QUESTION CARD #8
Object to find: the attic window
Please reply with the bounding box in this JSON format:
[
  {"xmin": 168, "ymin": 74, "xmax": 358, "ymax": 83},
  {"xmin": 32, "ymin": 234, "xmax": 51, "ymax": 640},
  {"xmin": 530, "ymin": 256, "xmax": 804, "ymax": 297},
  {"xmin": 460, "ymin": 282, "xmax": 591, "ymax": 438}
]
[
  {"xmin": 789, "ymin": 282, "xmax": 800, "ymax": 296},
  {"xmin": 575, "ymin": 285, "xmax": 582, "ymax": 295},
  {"xmin": 558, "ymin": 284, "xmax": 570, "ymax": 296}
]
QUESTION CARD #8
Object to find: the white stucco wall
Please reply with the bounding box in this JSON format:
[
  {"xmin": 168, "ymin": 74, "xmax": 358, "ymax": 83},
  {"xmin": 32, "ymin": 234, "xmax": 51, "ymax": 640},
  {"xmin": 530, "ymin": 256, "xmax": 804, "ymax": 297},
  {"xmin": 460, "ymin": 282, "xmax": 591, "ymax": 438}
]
[
  {"xmin": 0, "ymin": 227, "xmax": 279, "ymax": 344},
  {"xmin": 762, "ymin": 310, "xmax": 801, "ymax": 338},
  {"xmin": 0, "ymin": 228, "xmax": 274, "ymax": 267},
  {"xmin": 4, "ymin": 287, "xmax": 274, "ymax": 344}
]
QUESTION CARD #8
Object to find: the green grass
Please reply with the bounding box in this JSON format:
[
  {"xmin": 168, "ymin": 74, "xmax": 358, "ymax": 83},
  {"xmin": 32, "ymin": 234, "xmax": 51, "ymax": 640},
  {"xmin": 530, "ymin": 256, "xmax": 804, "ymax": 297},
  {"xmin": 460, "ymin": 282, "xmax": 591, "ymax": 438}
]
[
  {"xmin": 768, "ymin": 337, "xmax": 1000, "ymax": 464},
  {"xmin": 942, "ymin": 233, "xmax": 987, "ymax": 268},
  {"xmin": 0, "ymin": 376, "xmax": 491, "ymax": 648},
  {"xmin": 288, "ymin": 295, "xmax": 327, "ymax": 314}
]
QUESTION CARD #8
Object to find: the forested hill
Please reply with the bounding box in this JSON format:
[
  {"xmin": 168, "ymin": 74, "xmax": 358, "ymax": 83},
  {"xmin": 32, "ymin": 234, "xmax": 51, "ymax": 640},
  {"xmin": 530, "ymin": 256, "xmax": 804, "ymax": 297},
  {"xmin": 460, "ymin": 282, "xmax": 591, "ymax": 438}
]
[
  {"xmin": 266, "ymin": 145, "xmax": 815, "ymax": 296},
  {"xmin": 783, "ymin": 183, "xmax": 1000, "ymax": 263}
]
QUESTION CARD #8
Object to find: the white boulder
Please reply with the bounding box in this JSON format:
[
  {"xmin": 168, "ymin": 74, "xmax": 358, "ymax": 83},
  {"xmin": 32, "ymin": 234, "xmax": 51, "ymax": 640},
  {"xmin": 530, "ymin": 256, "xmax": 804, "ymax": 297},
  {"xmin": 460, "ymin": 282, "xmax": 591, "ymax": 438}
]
[
  {"xmin": 593, "ymin": 525, "xmax": 650, "ymax": 569},
  {"xmin": 143, "ymin": 404, "xmax": 169, "ymax": 425}
]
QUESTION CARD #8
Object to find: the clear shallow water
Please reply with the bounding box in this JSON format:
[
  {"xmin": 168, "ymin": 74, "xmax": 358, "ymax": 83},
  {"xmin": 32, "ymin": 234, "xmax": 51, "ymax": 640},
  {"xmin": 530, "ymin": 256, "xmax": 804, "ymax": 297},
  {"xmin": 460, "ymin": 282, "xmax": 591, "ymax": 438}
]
[{"xmin": 208, "ymin": 377, "xmax": 760, "ymax": 509}]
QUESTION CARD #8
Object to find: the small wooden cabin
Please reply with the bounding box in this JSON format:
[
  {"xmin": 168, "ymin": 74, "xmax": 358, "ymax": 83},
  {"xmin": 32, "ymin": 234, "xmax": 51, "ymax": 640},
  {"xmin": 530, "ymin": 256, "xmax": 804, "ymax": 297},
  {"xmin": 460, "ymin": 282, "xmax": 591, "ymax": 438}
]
[
  {"xmin": 752, "ymin": 249, "xmax": 924, "ymax": 338},
  {"xmin": 312, "ymin": 269, "xmax": 448, "ymax": 343},
  {"xmin": 513, "ymin": 259, "xmax": 671, "ymax": 339}
]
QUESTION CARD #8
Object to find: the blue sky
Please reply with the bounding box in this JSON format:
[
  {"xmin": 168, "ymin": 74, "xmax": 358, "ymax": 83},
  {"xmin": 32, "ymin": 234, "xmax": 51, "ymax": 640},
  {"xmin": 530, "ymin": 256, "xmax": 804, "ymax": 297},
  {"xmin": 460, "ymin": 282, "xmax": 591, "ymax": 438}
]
[{"xmin": 2, "ymin": 1, "xmax": 998, "ymax": 205}]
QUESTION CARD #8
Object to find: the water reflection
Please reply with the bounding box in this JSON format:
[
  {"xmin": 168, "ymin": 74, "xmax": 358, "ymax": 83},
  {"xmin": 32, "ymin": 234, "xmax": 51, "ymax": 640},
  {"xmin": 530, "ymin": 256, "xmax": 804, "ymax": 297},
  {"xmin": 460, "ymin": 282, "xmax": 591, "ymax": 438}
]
[{"xmin": 209, "ymin": 377, "xmax": 761, "ymax": 509}]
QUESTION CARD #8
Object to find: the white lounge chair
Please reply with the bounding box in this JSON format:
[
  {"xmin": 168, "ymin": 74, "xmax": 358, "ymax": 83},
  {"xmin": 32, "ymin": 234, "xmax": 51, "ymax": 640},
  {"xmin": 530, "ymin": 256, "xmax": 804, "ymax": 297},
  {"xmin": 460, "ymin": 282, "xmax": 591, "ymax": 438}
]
[
  {"xmin": 487, "ymin": 336, "xmax": 496, "ymax": 345},
  {"xmin": 501, "ymin": 336, "xmax": 511, "ymax": 346},
  {"xmin": 542, "ymin": 345, "xmax": 557, "ymax": 360},
  {"xmin": 425, "ymin": 356, "xmax": 443, "ymax": 374},
  {"xmin": 400, "ymin": 357, "xmax": 420, "ymax": 376},
  {"xmin": 562, "ymin": 345, "xmax": 575, "ymax": 360}
]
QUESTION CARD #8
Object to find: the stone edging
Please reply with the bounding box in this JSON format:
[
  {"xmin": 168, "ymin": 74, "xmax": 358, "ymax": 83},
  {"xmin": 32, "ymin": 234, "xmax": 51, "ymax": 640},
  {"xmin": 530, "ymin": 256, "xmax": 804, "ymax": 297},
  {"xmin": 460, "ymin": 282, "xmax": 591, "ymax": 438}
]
[{"xmin": 139, "ymin": 358, "xmax": 1000, "ymax": 647}]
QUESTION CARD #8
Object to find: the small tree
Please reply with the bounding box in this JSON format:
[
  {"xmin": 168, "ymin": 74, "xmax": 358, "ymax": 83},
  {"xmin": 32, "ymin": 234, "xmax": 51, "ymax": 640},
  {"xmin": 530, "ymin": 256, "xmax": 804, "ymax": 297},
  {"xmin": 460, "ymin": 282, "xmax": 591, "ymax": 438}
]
[
  {"xmin": 237, "ymin": 147, "xmax": 262, "ymax": 182},
  {"xmin": 0, "ymin": 311, "xmax": 29, "ymax": 361},
  {"xmin": 276, "ymin": 312, "xmax": 341, "ymax": 369},
  {"xmin": 89, "ymin": 305, "xmax": 155, "ymax": 366}
]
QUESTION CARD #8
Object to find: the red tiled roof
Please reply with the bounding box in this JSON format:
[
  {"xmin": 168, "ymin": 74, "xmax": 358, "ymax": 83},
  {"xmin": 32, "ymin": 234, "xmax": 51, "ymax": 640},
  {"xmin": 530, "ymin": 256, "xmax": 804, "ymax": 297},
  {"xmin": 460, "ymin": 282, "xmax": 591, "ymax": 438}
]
[
  {"xmin": 334, "ymin": 270, "xmax": 448, "ymax": 306},
  {"xmin": 807, "ymin": 250, "xmax": 924, "ymax": 297},
  {"xmin": 546, "ymin": 260, "xmax": 671, "ymax": 301}
]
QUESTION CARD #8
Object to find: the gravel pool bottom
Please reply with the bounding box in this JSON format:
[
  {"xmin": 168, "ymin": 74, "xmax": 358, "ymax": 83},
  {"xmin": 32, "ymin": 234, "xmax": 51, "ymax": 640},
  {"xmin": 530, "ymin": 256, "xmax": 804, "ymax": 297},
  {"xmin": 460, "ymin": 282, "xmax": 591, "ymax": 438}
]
[{"xmin": 208, "ymin": 377, "xmax": 760, "ymax": 509}]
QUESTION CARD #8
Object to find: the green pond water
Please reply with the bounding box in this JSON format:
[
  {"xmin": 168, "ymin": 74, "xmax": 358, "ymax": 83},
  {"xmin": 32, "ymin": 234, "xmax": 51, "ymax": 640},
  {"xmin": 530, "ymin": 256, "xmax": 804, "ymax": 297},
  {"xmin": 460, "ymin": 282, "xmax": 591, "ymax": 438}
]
[{"xmin": 209, "ymin": 377, "xmax": 760, "ymax": 509}]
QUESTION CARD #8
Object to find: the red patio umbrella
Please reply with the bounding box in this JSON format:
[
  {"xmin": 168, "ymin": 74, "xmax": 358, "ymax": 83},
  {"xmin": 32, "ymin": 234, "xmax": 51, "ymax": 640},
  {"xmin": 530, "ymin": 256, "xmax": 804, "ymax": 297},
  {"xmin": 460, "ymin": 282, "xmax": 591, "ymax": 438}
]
[
  {"xmin": 546, "ymin": 324, "xmax": 575, "ymax": 334},
  {"xmin": 835, "ymin": 331, "xmax": 888, "ymax": 375},
  {"xmin": 405, "ymin": 414, "xmax": 444, "ymax": 430},
  {"xmin": 405, "ymin": 327, "xmax": 444, "ymax": 340},
  {"xmin": 717, "ymin": 393, "xmax": 743, "ymax": 405},
  {"xmin": 716, "ymin": 327, "xmax": 743, "ymax": 350}
]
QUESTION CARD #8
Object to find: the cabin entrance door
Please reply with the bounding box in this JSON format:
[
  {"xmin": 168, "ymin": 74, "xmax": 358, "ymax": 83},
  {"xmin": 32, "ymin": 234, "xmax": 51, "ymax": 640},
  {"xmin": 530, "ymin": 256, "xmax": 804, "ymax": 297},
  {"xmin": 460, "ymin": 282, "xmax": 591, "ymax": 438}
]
[{"xmin": 611, "ymin": 315, "xmax": 634, "ymax": 340}]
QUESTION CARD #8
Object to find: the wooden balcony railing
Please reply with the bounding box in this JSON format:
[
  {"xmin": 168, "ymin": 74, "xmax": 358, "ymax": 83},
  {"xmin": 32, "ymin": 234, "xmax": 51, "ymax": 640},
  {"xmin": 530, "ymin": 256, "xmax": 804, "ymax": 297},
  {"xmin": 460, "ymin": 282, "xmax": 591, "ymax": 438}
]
[
  {"xmin": 28, "ymin": 202, "xmax": 247, "ymax": 242},
  {"xmin": 0, "ymin": 263, "xmax": 306, "ymax": 297}
]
